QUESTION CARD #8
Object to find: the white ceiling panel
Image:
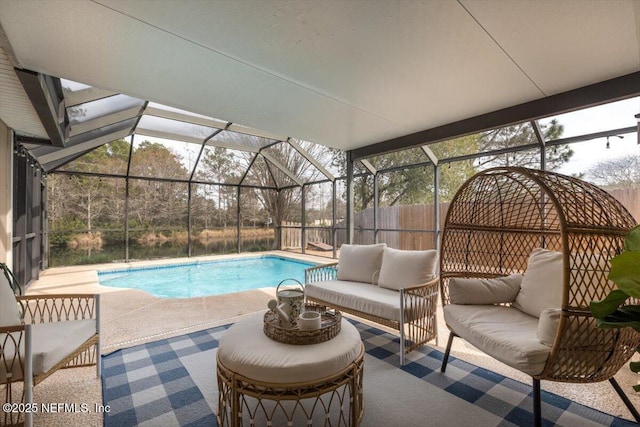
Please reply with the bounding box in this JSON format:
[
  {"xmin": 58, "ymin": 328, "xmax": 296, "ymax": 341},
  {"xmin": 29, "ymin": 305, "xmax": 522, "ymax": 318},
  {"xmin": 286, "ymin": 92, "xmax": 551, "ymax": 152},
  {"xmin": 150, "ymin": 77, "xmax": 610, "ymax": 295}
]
[
  {"xmin": 0, "ymin": 0, "xmax": 638, "ymax": 152},
  {"xmin": 94, "ymin": 0, "xmax": 543, "ymax": 134},
  {"xmin": 460, "ymin": 0, "xmax": 640, "ymax": 95},
  {"xmin": 0, "ymin": 0, "xmax": 398, "ymax": 150}
]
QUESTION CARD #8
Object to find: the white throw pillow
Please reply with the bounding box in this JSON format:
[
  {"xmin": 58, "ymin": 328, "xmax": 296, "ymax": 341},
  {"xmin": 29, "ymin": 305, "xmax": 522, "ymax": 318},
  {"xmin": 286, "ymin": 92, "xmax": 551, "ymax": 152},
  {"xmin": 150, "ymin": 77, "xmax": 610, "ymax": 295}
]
[
  {"xmin": 513, "ymin": 248, "xmax": 563, "ymax": 318},
  {"xmin": 377, "ymin": 248, "xmax": 438, "ymax": 291},
  {"xmin": 537, "ymin": 307, "xmax": 602, "ymax": 349},
  {"xmin": 337, "ymin": 244, "xmax": 386, "ymax": 284},
  {"xmin": 0, "ymin": 270, "xmax": 21, "ymax": 327},
  {"xmin": 448, "ymin": 274, "xmax": 523, "ymax": 305},
  {"xmin": 537, "ymin": 308, "xmax": 561, "ymax": 346}
]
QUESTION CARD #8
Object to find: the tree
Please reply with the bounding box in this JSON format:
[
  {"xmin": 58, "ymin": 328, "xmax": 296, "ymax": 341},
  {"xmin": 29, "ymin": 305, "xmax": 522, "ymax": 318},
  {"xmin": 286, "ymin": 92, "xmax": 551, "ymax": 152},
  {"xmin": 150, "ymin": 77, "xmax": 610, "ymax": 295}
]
[
  {"xmin": 127, "ymin": 141, "xmax": 189, "ymax": 228},
  {"xmin": 48, "ymin": 140, "xmax": 131, "ymax": 231},
  {"xmin": 328, "ymin": 149, "xmax": 436, "ymax": 211},
  {"xmin": 330, "ymin": 139, "xmax": 477, "ymax": 210},
  {"xmin": 68, "ymin": 139, "xmax": 130, "ymax": 174},
  {"xmin": 196, "ymin": 146, "xmax": 241, "ymax": 227},
  {"xmin": 476, "ymin": 120, "xmax": 571, "ymax": 170},
  {"xmin": 247, "ymin": 140, "xmax": 331, "ymax": 248},
  {"xmin": 329, "ymin": 120, "xmax": 570, "ymax": 211},
  {"xmin": 585, "ymin": 154, "xmax": 640, "ymax": 189},
  {"xmin": 431, "ymin": 135, "xmax": 479, "ymax": 202}
]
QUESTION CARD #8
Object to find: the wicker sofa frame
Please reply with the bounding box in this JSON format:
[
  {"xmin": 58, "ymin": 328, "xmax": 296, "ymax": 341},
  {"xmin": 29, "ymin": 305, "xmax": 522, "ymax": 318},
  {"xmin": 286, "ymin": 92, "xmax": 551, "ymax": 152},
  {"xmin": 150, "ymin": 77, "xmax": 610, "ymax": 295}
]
[
  {"xmin": 305, "ymin": 262, "xmax": 438, "ymax": 365},
  {"xmin": 439, "ymin": 167, "xmax": 640, "ymax": 426}
]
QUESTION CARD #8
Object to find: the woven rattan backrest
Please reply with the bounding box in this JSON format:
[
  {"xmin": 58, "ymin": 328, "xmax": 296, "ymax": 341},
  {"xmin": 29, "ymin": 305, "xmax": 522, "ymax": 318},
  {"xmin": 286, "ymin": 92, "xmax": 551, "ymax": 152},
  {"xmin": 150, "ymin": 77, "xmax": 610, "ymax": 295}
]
[{"xmin": 440, "ymin": 167, "xmax": 640, "ymax": 382}]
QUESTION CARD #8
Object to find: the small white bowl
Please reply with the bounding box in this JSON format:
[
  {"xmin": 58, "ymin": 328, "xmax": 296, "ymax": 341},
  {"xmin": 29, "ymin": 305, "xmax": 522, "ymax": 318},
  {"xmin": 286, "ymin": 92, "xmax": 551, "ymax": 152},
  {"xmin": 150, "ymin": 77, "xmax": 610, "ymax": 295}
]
[{"xmin": 298, "ymin": 311, "xmax": 321, "ymax": 331}]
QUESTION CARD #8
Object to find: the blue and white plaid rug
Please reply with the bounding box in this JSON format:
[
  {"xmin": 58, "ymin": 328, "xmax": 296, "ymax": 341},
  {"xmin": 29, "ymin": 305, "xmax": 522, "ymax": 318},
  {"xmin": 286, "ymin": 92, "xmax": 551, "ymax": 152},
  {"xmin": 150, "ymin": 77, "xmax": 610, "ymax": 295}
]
[{"xmin": 102, "ymin": 319, "xmax": 637, "ymax": 426}]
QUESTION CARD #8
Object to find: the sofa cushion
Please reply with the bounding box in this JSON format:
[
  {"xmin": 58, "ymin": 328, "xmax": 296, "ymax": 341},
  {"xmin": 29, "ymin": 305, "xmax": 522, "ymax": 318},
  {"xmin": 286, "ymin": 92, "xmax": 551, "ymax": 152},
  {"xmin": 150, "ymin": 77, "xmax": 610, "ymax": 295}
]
[
  {"xmin": 513, "ymin": 248, "xmax": 563, "ymax": 318},
  {"xmin": 306, "ymin": 280, "xmax": 411, "ymax": 322},
  {"xmin": 0, "ymin": 272, "xmax": 20, "ymax": 327},
  {"xmin": 337, "ymin": 244, "xmax": 386, "ymax": 284},
  {"xmin": 377, "ymin": 248, "xmax": 438, "ymax": 291},
  {"xmin": 448, "ymin": 274, "xmax": 522, "ymax": 305},
  {"xmin": 443, "ymin": 304, "xmax": 551, "ymax": 376}
]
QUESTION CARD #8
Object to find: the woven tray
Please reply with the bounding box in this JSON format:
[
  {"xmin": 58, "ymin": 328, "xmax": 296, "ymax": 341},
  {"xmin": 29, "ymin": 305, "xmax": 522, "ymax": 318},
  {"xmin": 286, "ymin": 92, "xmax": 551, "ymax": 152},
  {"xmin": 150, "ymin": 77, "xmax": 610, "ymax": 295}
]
[{"xmin": 263, "ymin": 305, "xmax": 341, "ymax": 345}]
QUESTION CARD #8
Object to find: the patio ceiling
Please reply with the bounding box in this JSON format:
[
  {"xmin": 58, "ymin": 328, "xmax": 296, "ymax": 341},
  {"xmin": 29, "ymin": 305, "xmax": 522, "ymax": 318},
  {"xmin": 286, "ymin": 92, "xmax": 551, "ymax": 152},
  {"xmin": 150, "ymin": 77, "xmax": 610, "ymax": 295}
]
[{"xmin": 0, "ymin": 0, "xmax": 639, "ymax": 167}]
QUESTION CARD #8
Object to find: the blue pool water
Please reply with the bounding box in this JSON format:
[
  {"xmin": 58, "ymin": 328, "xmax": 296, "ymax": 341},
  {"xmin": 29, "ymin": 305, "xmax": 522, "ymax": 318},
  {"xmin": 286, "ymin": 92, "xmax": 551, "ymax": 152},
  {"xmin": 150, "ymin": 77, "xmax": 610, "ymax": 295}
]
[{"xmin": 97, "ymin": 256, "xmax": 316, "ymax": 298}]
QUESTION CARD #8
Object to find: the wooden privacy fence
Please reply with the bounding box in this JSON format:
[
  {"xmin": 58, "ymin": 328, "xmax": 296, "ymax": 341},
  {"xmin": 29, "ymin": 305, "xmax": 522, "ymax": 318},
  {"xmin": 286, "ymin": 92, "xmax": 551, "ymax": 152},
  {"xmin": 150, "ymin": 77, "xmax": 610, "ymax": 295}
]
[
  {"xmin": 279, "ymin": 203, "xmax": 450, "ymax": 251},
  {"xmin": 609, "ymin": 188, "xmax": 640, "ymax": 223},
  {"xmin": 279, "ymin": 188, "xmax": 640, "ymax": 252}
]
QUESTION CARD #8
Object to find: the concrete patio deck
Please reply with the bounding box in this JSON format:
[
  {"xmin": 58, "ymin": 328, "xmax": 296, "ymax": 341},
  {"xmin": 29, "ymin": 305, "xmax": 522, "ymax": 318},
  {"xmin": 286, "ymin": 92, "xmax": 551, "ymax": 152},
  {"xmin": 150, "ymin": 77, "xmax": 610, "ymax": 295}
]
[{"xmin": 18, "ymin": 251, "xmax": 640, "ymax": 426}]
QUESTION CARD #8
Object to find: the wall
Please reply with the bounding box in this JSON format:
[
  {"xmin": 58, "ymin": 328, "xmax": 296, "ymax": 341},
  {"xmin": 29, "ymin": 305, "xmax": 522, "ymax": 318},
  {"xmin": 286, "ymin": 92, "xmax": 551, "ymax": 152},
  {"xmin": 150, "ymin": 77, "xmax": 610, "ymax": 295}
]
[{"xmin": 0, "ymin": 120, "xmax": 12, "ymax": 265}]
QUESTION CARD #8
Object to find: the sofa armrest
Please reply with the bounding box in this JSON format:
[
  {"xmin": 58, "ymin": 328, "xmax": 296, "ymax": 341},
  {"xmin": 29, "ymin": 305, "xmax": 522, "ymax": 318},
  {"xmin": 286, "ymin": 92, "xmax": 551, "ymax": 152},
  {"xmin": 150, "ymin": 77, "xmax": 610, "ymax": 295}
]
[
  {"xmin": 400, "ymin": 277, "xmax": 440, "ymax": 314},
  {"xmin": 305, "ymin": 262, "xmax": 338, "ymax": 284},
  {"xmin": 399, "ymin": 277, "xmax": 439, "ymax": 359},
  {"xmin": 402, "ymin": 277, "xmax": 439, "ymax": 293},
  {"xmin": 16, "ymin": 294, "xmax": 99, "ymax": 324},
  {"xmin": 0, "ymin": 324, "xmax": 25, "ymax": 409}
]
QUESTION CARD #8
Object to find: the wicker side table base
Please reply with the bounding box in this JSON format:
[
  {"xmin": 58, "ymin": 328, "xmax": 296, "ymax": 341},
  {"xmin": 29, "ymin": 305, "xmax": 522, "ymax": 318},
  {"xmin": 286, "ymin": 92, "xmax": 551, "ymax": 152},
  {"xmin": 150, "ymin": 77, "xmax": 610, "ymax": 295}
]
[{"xmin": 217, "ymin": 344, "xmax": 364, "ymax": 427}]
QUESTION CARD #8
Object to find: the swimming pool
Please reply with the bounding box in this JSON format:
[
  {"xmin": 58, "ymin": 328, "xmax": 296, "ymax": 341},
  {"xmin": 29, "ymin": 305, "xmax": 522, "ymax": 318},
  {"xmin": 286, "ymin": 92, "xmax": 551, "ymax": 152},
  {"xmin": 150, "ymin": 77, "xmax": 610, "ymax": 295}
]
[{"xmin": 97, "ymin": 255, "xmax": 317, "ymax": 298}]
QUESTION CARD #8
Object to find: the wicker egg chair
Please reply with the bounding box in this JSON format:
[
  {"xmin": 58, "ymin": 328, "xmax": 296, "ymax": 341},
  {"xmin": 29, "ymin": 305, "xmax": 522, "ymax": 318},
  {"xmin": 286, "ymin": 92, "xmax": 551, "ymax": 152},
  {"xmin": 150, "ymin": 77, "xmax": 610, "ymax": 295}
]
[{"xmin": 439, "ymin": 166, "xmax": 640, "ymax": 426}]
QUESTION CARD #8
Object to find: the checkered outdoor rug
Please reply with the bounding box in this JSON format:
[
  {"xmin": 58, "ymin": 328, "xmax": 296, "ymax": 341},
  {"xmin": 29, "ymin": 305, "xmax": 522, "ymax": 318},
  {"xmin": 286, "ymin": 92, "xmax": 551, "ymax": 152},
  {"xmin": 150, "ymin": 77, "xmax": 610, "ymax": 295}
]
[{"xmin": 102, "ymin": 319, "xmax": 637, "ymax": 426}]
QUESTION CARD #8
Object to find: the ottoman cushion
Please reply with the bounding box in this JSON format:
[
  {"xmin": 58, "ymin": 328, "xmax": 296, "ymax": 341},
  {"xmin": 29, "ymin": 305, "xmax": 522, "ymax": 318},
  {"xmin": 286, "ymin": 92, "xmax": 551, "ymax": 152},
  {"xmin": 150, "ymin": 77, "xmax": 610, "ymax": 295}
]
[{"xmin": 218, "ymin": 313, "xmax": 363, "ymax": 383}]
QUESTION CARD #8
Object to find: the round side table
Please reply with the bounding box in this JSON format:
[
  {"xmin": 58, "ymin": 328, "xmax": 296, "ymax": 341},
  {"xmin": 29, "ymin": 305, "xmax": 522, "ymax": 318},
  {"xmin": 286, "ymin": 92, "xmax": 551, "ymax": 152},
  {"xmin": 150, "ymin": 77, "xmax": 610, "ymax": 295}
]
[{"xmin": 216, "ymin": 312, "xmax": 364, "ymax": 427}]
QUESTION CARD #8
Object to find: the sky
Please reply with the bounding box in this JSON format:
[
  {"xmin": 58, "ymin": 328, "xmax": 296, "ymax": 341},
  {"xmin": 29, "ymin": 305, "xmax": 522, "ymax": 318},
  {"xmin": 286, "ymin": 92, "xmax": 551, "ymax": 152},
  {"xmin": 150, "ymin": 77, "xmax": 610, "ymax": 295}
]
[{"xmin": 551, "ymin": 96, "xmax": 640, "ymax": 176}]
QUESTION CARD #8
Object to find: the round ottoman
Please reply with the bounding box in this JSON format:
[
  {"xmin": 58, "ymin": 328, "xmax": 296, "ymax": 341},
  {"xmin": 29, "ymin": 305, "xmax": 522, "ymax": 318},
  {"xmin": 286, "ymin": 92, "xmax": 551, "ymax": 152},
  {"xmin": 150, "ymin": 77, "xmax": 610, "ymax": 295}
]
[{"xmin": 216, "ymin": 312, "xmax": 364, "ymax": 426}]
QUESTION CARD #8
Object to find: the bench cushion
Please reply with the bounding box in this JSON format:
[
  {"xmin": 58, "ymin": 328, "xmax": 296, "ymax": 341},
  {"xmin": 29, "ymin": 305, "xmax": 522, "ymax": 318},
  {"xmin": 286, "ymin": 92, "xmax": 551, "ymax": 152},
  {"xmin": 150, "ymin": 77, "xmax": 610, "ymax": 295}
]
[
  {"xmin": 378, "ymin": 248, "xmax": 437, "ymax": 291},
  {"xmin": 443, "ymin": 304, "xmax": 550, "ymax": 376},
  {"xmin": 306, "ymin": 280, "xmax": 403, "ymax": 322},
  {"xmin": 337, "ymin": 244, "xmax": 386, "ymax": 284}
]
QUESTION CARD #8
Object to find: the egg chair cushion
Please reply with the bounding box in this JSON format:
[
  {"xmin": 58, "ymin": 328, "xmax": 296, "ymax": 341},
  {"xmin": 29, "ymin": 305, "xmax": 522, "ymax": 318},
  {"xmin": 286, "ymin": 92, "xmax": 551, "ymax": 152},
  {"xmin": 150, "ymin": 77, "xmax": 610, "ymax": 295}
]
[{"xmin": 513, "ymin": 248, "xmax": 563, "ymax": 318}]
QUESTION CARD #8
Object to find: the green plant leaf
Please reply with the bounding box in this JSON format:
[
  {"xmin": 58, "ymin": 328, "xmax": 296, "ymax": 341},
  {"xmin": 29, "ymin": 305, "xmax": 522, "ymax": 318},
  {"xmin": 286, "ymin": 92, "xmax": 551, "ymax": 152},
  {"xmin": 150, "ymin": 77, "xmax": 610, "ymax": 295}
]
[
  {"xmin": 634, "ymin": 384, "xmax": 640, "ymax": 393},
  {"xmin": 624, "ymin": 225, "xmax": 640, "ymax": 252},
  {"xmin": 596, "ymin": 318, "xmax": 640, "ymax": 330},
  {"xmin": 609, "ymin": 252, "xmax": 640, "ymax": 299},
  {"xmin": 593, "ymin": 306, "xmax": 640, "ymax": 330},
  {"xmin": 630, "ymin": 361, "xmax": 640, "ymax": 373},
  {"xmin": 590, "ymin": 289, "xmax": 630, "ymax": 318},
  {"xmin": 621, "ymin": 305, "xmax": 640, "ymax": 314}
]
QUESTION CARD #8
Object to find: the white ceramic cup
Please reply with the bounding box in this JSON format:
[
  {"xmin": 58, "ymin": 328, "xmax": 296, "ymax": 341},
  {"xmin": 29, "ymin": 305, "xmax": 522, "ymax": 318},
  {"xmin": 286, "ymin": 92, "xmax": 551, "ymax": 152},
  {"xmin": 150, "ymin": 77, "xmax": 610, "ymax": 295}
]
[{"xmin": 297, "ymin": 311, "xmax": 321, "ymax": 331}]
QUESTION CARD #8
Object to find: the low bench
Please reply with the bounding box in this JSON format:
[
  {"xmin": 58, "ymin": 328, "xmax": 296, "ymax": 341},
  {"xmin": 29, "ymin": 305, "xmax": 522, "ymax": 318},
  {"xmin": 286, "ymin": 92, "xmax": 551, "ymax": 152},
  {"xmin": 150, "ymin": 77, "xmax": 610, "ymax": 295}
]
[{"xmin": 304, "ymin": 244, "xmax": 439, "ymax": 365}]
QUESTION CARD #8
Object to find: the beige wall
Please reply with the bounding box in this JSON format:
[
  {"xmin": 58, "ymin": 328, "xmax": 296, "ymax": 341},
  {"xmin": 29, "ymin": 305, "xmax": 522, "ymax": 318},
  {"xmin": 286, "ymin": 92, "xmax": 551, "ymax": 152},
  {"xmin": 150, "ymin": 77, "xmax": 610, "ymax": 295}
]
[{"xmin": 0, "ymin": 120, "xmax": 12, "ymax": 266}]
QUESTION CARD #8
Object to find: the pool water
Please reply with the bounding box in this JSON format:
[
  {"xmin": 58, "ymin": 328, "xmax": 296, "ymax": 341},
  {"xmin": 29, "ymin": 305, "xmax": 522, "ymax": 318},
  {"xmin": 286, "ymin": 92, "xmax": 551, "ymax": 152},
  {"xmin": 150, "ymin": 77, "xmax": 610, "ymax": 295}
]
[{"xmin": 97, "ymin": 256, "xmax": 316, "ymax": 298}]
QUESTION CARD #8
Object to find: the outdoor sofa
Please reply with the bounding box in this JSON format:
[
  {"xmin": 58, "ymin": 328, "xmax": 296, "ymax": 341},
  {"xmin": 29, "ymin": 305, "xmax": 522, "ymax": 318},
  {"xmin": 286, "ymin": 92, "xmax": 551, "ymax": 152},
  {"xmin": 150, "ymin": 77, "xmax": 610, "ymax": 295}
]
[{"xmin": 305, "ymin": 243, "xmax": 439, "ymax": 365}]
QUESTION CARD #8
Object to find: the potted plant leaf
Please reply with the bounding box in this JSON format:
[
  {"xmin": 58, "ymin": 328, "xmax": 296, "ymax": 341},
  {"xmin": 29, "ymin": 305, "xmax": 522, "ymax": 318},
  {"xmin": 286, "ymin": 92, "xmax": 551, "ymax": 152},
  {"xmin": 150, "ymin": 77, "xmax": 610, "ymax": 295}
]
[{"xmin": 590, "ymin": 224, "xmax": 640, "ymax": 391}]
